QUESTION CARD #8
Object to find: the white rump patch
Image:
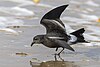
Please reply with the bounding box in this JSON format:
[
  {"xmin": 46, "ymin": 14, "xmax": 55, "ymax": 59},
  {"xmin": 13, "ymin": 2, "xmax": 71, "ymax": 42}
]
[
  {"xmin": 69, "ymin": 34, "xmax": 77, "ymax": 42},
  {"xmin": 67, "ymin": 34, "xmax": 77, "ymax": 45}
]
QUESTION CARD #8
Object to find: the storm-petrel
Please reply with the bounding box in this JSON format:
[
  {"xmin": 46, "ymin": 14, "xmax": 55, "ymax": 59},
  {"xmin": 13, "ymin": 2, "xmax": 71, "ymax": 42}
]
[{"xmin": 31, "ymin": 4, "xmax": 88, "ymax": 56}]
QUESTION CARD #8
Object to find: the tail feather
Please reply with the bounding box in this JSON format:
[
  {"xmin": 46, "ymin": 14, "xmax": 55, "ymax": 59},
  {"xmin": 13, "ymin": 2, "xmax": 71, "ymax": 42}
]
[
  {"xmin": 70, "ymin": 28, "xmax": 85, "ymax": 36},
  {"xmin": 70, "ymin": 28, "xmax": 88, "ymax": 43}
]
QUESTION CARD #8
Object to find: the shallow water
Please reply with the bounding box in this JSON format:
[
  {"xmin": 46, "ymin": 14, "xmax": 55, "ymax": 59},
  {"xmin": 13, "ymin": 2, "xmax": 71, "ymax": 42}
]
[{"xmin": 0, "ymin": 0, "xmax": 100, "ymax": 67}]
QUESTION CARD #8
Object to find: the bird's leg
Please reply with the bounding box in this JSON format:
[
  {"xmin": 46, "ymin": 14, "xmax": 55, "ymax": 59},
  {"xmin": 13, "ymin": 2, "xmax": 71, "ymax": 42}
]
[
  {"xmin": 53, "ymin": 48, "xmax": 65, "ymax": 61},
  {"xmin": 53, "ymin": 47, "xmax": 58, "ymax": 55},
  {"xmin": 57, "ymin": 48, "xmax": 64, "ymax": 61},
  {"xmin": 54, "ymin": 54, "xmax": 58, "ymax": 61},
  {"xmin": 53, "ymin": 48, "xmax": 58, "ymax": 61},
  {"xmin": 56, "ymin": 47, "xmax": 58, "ymax": 51},
  {"xmin": 57, "ymin": 48, "xmax": 64, "ymax": 56},
  {"xmin": 58, "ymin": 55, "xmax": 64, "ymax": 61}
]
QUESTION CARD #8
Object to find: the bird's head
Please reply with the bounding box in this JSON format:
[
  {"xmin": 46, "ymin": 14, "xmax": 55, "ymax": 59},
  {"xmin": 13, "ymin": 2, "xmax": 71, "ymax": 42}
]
[{"xmin": 31, "ymin": 35, "xmax": 44, "ymax": 46}]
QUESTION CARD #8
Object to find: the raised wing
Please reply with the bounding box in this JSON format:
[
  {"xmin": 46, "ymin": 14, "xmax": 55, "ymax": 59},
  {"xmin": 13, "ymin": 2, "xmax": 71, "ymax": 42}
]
[
  {"xmin": 41, "ymin": 19, "xmax": 67, "ymax": 36},
  {"xmin": 40, "ymin": 5, "xmax": 69, "ymax": 36}
]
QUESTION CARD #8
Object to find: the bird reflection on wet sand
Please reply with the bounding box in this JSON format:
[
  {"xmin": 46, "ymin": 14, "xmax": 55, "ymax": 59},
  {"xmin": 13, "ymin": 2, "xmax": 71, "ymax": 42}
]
[{"xmin": 30, "ymin": 60, "xmax": 78, "ymax": 67}]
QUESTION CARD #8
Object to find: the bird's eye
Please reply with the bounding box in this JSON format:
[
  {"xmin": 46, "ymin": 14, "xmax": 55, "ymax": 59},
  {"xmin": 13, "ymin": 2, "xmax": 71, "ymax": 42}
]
[{"xmin": 34, "ymin": 37, "xmax": 38, "ymax": 40}]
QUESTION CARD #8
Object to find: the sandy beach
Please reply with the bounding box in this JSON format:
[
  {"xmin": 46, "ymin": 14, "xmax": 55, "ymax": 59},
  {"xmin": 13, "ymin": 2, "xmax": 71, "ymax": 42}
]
[{"xmin": 0, "ymin": 0, "xmax": 100, "ymax": 67}]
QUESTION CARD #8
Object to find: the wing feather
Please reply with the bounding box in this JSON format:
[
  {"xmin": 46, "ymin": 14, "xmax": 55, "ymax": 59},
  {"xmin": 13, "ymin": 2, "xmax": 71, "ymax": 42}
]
[
  {"xmin": 55, "ymin": 39, "xmax": 75, "ymax": 51},
  {"xmin": 40, "ymin": 5, "xmax": 69, "ymax": 36}
]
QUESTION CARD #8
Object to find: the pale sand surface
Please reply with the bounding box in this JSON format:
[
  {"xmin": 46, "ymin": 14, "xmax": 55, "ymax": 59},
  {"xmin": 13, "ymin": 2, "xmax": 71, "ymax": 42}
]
[
  {"xmin": 0, "ymin": 27, "xmax": 100, "ymax": 67},
  {"xmin": 0, "ymin": 0, "xmax": 100, "ymax": 67}
]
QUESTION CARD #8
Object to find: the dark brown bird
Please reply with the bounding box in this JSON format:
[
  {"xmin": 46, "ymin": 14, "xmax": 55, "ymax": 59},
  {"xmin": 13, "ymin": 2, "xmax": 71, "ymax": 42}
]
[{"xmin": 31, "ymin": 4, "xmax": 88, "ymax": 56}]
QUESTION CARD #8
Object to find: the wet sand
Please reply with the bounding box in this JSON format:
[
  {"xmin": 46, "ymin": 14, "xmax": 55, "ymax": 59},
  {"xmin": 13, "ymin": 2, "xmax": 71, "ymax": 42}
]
[
  {"xmin": 0, "ymin": 27, "xmax": 100, "ymax": 67},
  {"xmin": 0, "ymin": 0, "xmax": 100, "ymax": 67}
]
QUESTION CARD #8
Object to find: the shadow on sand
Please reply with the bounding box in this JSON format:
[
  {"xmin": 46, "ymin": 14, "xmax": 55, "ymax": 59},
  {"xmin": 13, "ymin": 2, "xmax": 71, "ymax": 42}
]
[
  {"xmin": 30, "ymin": 52, "xmax": 79, "ymax": 67},
  {"xmin": 30, "ymin": 60, "xmax": 79, "ymax": 67}
]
